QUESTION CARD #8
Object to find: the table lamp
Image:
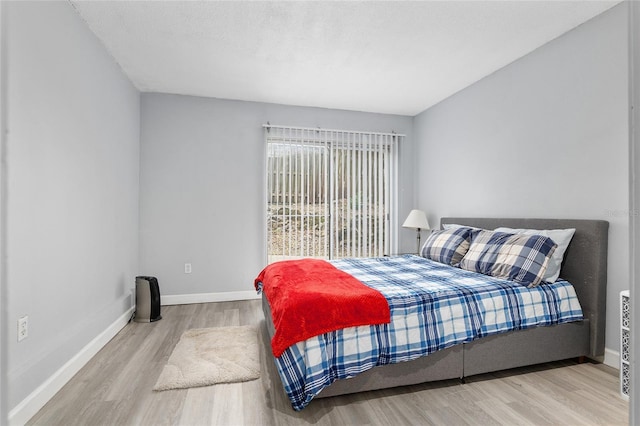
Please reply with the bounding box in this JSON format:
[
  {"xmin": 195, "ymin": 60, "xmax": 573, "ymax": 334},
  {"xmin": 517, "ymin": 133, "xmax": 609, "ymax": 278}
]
[{"xmin": 402, "ymin": 209, "xmax": 430, "ymax": 254}]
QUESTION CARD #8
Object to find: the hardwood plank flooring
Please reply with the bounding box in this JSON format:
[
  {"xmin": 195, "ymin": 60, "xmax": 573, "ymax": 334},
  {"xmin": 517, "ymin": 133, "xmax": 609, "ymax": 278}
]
[{"xmin": 27, "ymin": 300, "xmax": 628, "ymax": 426}]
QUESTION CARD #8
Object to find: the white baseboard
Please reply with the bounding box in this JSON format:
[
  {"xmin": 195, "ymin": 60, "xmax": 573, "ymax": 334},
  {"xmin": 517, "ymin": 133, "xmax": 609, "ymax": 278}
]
[
  {"xmin": 161, "ymin": 290, "xmax": 260, "ymax": 306},
  {"xmin": 8, "ymin": 307, "xmax": 134, "ymax": 426},
  {"xmin": 604, "ymin": 347, "xmax": 620, "ymax": 369}
]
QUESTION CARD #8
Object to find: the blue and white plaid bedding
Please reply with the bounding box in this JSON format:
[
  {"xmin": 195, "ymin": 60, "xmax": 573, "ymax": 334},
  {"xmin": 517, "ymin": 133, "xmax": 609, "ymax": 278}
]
[{"xmin": 271, "ymin": 255, "xmax": 583, "ymax": 411}]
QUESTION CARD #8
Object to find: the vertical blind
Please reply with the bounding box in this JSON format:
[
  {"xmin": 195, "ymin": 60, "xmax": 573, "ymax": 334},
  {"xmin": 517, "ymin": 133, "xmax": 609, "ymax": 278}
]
[{"xmin": 264, "ymin": 125, "xmax": 400, "ymax": 263}]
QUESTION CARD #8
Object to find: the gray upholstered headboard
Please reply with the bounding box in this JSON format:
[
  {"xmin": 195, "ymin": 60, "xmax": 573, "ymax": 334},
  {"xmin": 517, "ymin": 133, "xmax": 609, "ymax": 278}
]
[{"xmin": 441, "ymin": 217, "xmax": 609, "ymax": 359}]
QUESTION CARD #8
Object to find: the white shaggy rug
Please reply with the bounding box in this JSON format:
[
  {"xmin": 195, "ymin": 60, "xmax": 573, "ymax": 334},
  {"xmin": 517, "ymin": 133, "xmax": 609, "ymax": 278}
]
[{"xmin": 153, "ymin": 325, "xmax": 260, "ymax": 391}]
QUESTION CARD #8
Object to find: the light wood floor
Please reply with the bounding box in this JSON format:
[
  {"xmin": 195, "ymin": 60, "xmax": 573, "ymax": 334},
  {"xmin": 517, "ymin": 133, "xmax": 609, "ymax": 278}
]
[{"xmin": 28, "ymin": 300, "xmax": 628, "ymax": 426}]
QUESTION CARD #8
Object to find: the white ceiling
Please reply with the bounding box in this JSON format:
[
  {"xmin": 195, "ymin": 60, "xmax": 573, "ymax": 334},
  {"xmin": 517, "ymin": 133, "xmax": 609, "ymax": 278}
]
[{"xmin": 70, "ymin": 1, "xmax": 621, "ymax": 116}]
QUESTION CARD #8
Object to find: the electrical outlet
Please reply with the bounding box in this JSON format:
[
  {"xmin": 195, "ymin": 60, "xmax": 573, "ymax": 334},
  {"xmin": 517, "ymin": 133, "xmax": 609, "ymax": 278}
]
[
  {"xmin": 184, "ymin": 263, "xmax": 192, "ymax": 274},
  {"xmin": 18, "ymin": 316, "xmax": 28, "ymax": 342}
]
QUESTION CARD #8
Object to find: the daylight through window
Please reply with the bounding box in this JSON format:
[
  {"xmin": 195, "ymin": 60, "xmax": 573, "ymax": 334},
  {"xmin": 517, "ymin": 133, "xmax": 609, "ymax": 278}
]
[{"xmin": 265, "ymin": 125, "xmax": 400, "ymax": 263}]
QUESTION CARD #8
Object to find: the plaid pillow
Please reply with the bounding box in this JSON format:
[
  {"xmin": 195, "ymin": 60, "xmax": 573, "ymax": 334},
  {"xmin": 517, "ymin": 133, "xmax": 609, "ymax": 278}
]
[
  {"xmin": 459, "ymin": 230, "xmax": 558, "ymax": 287},
  {"xmin": 420, "ymin": 227, "xmax": 475, "ymax": 266}
]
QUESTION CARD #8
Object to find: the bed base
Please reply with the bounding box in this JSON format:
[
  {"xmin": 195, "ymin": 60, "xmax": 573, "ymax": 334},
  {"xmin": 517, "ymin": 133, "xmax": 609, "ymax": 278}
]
[
  {"xmin": 322, "ymin": 320, "xmax": 590, "ymax": 397},
  {"xmin": 262, "ymin": 295, "xmax": 590, "ymax": 399}
]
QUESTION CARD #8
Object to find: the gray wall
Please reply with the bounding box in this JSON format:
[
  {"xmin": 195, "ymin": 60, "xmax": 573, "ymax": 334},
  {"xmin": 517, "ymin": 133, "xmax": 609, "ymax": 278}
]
[
  {"xmin": 6, "ymin": 2, "xmax": 140, "ymax": 409},
  {"xmin": 140, "ymin": 94, "xmax": 414, "ymax": 297},
  {"xmin": 413, "ymin": 4, "xmax": 629, "ymax": 355}
]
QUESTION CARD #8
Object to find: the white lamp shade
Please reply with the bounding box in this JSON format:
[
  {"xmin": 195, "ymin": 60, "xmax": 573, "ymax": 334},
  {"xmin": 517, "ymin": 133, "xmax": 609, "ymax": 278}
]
[{"xmin": 402, "ymin": 209, "xmax": 430, "ymax": 230}]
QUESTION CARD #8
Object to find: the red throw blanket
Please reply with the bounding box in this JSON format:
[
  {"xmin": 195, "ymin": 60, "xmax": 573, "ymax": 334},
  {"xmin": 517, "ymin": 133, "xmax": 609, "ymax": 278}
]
[{"xmin": 254, "ymin": 259, "xmax": 391, "ymax": 357}]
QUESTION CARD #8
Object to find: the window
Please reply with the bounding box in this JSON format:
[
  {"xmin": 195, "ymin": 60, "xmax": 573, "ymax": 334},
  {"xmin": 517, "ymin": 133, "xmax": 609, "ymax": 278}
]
[{"xmin": 265, "ymin": 125, "xmax": 400, "ymax": 263}]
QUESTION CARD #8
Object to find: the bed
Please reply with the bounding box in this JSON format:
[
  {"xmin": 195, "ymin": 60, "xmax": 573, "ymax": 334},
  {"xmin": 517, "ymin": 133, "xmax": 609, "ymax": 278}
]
[{"xmin": 257, "ymin": 217, "xmax": 608, "ymax": 410}]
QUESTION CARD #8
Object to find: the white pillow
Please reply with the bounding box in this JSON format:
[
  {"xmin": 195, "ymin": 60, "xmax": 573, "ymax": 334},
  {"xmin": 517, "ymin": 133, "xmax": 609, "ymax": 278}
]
[
  {"xmin": 443, "ymin": 223, "xmax": 482, "ymax": 231},
  {"xmin": 494, "ymin": 227, "xmax": 576, "ymax": 283}
]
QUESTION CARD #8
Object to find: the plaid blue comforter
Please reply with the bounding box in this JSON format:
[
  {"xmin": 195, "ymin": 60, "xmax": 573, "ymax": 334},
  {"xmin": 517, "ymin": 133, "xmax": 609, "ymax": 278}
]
[{"xmin": 270, "ymin": 255, "xmax": 583, "ymax": 410}]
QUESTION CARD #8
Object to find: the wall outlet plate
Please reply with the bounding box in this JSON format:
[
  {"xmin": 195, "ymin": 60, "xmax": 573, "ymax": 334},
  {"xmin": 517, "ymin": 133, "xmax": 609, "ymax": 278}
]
[
  {"xmin": 184, "ymin": 263, "xmax": 192, "ymax": 274},
  {"xmin": 18, "ymin": 315, "xmax": 28, "ymax": 342}
]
